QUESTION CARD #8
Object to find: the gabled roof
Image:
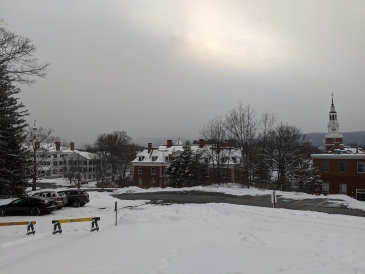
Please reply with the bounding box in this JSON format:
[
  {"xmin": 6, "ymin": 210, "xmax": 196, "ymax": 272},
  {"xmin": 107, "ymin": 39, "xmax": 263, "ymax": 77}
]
[{"xmin": 132, "ymin": 143, "xmax": 242, "ymax": 165}]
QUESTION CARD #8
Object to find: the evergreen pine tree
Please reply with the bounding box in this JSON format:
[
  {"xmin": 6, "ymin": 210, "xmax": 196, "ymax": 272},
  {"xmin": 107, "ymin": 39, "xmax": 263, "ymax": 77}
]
[
  {"xmin": 165, "ymin": 141, "xmax": 207, "ymax": 187},
  {"xmin": 0, "ymin": 66, "xmax": 30, "ymax": 196}
]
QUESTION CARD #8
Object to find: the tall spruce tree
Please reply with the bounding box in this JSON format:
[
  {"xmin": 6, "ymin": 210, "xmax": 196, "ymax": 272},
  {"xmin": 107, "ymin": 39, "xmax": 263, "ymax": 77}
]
[
  {"xmin": 165, "ymin": 141, "xmax": 207, "ymax": 187},
  {"xmin": 0, "ymin": 65, "xmax": 30, "ymax": 196}
]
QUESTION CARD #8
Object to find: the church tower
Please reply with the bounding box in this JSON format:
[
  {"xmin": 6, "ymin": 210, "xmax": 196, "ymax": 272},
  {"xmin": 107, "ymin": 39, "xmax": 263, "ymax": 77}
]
[{"xmin": 324, "ymin": 94, "xmax": 343, "ymax": 152}]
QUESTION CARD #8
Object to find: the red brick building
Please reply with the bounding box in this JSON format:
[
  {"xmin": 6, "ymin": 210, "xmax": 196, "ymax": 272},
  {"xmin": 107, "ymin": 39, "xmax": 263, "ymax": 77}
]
[
  {"xmin": 312, "ymin": 154, "xmax": 365, "ymax": 200},
  {"xmin": 311, "ymin": 95, "xmax": 365, "ymax": 200},
  {"xmin": 131, "ymin": 139, "xmax": 242, "ymax": 188}
]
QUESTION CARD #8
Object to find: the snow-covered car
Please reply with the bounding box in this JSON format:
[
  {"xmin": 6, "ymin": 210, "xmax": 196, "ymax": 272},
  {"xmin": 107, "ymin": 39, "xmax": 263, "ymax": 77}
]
[
  {"xmin": 0, "ymin": 196, "xmax": 57, "ymax": 216},
  {"xmin": 31, "ymin": 190, "xmax": 68, "ymax": 209}
]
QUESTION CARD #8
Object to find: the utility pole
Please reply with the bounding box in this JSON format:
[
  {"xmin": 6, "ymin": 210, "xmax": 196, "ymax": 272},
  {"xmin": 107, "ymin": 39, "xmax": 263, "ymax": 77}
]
[{"xmin": 32, "ymin": 120, "xmax": 38, "ymax": 191}]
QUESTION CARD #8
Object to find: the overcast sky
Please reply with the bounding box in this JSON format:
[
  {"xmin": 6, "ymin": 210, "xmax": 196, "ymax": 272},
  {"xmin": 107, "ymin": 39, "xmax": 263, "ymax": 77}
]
[{"xmin": 1, "ymin": 0, "xmax": 364, "ymax": 147}]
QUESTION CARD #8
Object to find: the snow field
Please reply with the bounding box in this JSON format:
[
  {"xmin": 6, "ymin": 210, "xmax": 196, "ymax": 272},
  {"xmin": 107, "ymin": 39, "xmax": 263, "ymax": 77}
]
[{"xmin": 1, "ymin": 192, "xmax": 365, "ymax": 274}]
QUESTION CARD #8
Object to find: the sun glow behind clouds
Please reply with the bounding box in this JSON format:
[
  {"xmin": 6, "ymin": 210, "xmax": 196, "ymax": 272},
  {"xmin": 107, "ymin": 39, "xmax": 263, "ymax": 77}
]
[{"xmin": 122, "ymin": 1, "xmax": 293, "ymax": 71}]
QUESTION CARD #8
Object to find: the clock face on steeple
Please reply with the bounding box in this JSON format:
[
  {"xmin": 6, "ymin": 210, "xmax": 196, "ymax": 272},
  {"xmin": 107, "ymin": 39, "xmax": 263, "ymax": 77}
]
[{"xmin": 331, "ymin": 127, "xmax": 336, "ymax": 131}]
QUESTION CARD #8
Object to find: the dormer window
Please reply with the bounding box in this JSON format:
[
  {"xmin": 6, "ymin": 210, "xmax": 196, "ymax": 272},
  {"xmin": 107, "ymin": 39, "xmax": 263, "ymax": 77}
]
[
  {"xmin": 138, "ymin": 156, "xmax": 145, "ymax": 161},
  {"xmin": 152, "ymin": 156, "xmax": 158, "ymax": 161}
]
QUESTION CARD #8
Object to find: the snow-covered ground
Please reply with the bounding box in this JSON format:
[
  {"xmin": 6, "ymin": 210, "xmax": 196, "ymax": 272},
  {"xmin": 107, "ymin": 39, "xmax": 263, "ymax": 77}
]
[{"xmin": 1, "ymin": 191, "xmax": 365, "ymax": 274}]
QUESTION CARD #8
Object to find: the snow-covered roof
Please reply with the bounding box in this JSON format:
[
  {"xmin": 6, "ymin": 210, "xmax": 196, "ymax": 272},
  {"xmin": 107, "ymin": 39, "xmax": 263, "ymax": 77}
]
[
  {"xmin": 132, "ymin": 143, "xmax": 242, "ymax": 165},
  {"xmin": 68, "ymin": 151, "xmax": 94, "ymax": 160}
]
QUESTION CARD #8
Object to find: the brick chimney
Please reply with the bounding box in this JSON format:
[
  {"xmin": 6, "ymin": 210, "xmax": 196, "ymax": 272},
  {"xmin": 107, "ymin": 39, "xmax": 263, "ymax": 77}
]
[
  {"xmin": 356, "ymin": 146, "xmax": 358, "ymax": 154},
  {"xmin": 55, "ymin": 141, "xmax": 61, "ymax": 151},
  {"xmin": 70, "ymin": 142, "xmax": 75, "ymax": 151},
  {"xmin": 199, "ymin": 139, "xmax": 205, "ymax": 148},
  {"xmin": 148, "ymin": 143, "xmax": 152, "ymax": 153},
  {"xmin": 35, "ymin": 142, "xmax": 40, "ymax": 150},
  {"xmin": 167, "ymin": 140, "xmax": 173, "ymax": 148}
]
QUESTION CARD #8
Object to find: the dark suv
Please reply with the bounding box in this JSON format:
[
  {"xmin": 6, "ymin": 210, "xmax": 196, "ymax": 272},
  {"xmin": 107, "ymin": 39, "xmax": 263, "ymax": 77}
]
[{"xmin": 58, "ymin": 189, "xmax": 90, "ymax": 208}]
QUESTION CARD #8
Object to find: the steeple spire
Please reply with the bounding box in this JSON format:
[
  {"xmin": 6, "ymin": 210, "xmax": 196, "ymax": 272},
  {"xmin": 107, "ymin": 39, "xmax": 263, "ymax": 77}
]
[
  {"xmin": 330, "ymin": 93, "xmax": 336, "ymax": 113},
  {"xmin": 325, "ymin": 94, "xmax": 343, "ymax": 152}
]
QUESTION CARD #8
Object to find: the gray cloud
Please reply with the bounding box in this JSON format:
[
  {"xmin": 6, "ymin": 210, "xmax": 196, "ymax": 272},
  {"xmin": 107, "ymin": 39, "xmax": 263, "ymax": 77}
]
[{"xmin": 1, "ymin": 0, "xmax": 364, "ymax": 147}]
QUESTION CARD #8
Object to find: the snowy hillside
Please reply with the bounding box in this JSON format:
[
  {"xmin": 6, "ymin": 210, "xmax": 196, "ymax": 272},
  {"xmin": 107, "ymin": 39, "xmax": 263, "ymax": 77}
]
[{"xmin": 1, "ymin": 191, "xmax": 364, "ymax": 274}]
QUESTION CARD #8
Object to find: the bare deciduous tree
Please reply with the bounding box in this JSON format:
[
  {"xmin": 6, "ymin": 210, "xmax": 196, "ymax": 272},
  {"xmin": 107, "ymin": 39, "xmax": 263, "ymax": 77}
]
[
  {"xmin": 0, "ymin": 27, "xmax": 49, "ymax": 85},
  {"xmin": 63, "ymin": 153, "xmax": 88, "ymax": 189},
  {"xmin": 200, "ymin": 115, "xmax": 227, "ymax": 184},
  {"xmin": 24, "ymin": 126, "xmax": 61, "ymax": 191},
  {"xmin": 225, "ymin": 103, "xmax": 258, "ymax": 188},
  {"xmin": 253, "ymin": 112, "xmax": 277, "ymax": 189},
  {"xmin": 264, "ymin": 124, "xmax": 307, "ymax": 191},
  {"xmin": 94, "ymin": 131, "xmax": 134, "ymax": 183}
]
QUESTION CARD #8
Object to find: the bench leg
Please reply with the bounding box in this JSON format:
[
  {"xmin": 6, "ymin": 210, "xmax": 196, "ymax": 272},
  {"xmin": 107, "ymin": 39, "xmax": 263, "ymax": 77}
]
[
  {"xmin": 52, "ymin": 223, "xmax": 62, "ymax": 235},
  {"xmin": 27, "ymin": 223, "xmax": 35, "ymax": 236}
]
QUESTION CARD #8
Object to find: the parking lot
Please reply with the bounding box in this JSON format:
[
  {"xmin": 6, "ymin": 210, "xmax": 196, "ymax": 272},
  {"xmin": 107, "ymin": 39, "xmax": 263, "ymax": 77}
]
[{"xmin": 113, "ymin": 191, "xmax": 365, "ymax": 217}]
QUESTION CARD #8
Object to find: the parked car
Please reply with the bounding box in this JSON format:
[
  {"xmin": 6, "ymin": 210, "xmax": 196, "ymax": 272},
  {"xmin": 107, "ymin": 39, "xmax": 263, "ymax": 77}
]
[
  {"xmin": 31, "ymin": 190, "xmax": 68, "ymax": 209},
  {"xmin": 0, "ymin": 197, "xmax": 57, "ymax": 216},
  {"xmin": 59, "ymin": 189, "xmax": 90, "ymax": 208}
]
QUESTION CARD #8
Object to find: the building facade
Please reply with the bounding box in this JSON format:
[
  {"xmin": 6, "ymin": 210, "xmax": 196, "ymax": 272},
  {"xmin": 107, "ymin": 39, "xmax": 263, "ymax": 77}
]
[
  {"xmin": 131, "ymin": 139, "xmax": 242, "ymax": 188},
  {"xmin": 311, "ymin": 95, "xmax": 364, "ymax": 200},
  {"xmin": 34, "ymin": 142, "xmax": 96, "ymax": 181},
  {"xmin": 312, "ymin": 154, "xmax": 365, "ymax": 200}
]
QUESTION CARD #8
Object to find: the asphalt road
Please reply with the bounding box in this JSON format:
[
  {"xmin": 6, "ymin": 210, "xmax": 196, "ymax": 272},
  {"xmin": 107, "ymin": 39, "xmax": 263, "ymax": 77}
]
[{"xmin": 113, "ymin": 191, "xmax": 365, "ymax": 218}]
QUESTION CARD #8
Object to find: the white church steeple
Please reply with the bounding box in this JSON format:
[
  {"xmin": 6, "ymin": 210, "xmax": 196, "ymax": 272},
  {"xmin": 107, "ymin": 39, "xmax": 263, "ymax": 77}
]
[{"xmin": 325, "ymin": 94, "xmax": 343, "ymax": 152}]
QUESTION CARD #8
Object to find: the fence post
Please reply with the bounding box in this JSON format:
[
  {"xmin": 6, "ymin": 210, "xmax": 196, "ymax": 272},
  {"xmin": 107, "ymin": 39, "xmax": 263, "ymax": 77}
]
[
  {"xmin": 271, "ymin": 191, "xmax": 277, "ymax": 208},
  {"xmin": 115, "ymin": 201, "xmax": 118, "ymax": 226}
]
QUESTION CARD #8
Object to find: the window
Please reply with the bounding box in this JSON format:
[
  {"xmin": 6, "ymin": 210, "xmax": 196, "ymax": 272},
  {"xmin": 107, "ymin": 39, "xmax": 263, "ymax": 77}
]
[
  {"xmin": 151, "ymin": 168, "xmax": 156, "ymax": 175},
  {"xmin": 165, "ymin": 156, "xmax": 169, "ymax": 162},
  {"xmin": 322, "ymin": 183, "xmax": 329, "ymax": 195},
  {"xmin": 321, "ymin": 161, "xmax": 329, "ymax": 172},
  {"xmin": 204, "ymin": 169, "xmax": 209, "ymax": 177},
  {"xmin": 152, "ymin": 156, "xmax": 157, "ymax": 161},
  {"xmin": 232, "ymin": 157, "xmax": 237, "ymax": 163},
  {"xmin": 358, "ymin": 162, "xmax": 365, "ymax": 173},
  {"xmin": 53, "ymin": 161, "xmax": 58, "ymax": 166},
  {"xmin": 138, "ymin": 156, "xmax": 144, "ymax": 161},
  {"xmin": 339, "ymin": 162, "xmax": 346, "ymax": 172},
  {"xmin": 151, "ymin": 178, "xmax": 155, "ymax": 186},
  {"xmin": 221, "ymin": 170, "xmax": 226, "ymax": 178},
  {"xmin": 138, "ymin": 178, "xmax": 142, "ymax": 186},
  {"xmin": 138, "ymin": 167, "xmax": 142, "ymax": 175}
]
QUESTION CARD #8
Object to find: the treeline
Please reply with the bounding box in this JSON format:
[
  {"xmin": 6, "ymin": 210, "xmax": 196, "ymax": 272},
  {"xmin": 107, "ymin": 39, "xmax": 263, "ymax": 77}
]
[{"xmin": 167, "ymin": 102, "xmax": 322, "ymax": 194}]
